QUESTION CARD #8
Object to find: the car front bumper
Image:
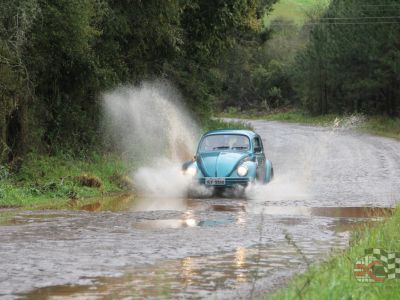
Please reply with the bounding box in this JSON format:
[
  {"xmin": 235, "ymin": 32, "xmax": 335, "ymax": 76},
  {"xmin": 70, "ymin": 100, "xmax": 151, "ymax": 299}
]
[{"xmin": 196, "ymin": 177, "xmax": 253, "ymax": 187}]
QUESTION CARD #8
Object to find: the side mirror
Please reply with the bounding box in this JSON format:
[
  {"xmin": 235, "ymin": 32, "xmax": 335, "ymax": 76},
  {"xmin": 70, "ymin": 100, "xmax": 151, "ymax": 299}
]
[{"xmin": 254, "ymin": 146, "xmax": 262, "ymax": 153}]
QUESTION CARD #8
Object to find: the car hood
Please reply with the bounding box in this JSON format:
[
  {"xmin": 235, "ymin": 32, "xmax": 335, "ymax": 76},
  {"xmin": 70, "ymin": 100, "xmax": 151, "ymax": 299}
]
[{"xmin": 197, "ymin": 152, "xmax": 249, "ymax": 177}]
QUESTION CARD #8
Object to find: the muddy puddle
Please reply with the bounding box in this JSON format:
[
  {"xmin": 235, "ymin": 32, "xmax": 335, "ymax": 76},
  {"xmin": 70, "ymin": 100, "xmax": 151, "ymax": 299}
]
[
  {"xmin": 2, "ymin": 202, "xmax": 391, "ymax": 227},
  {"xmin": 133, "ymin": 217, "xmax": 234, "ymax": 230},
  {"xmin": 2, "ymin": 199, "xmax": 391, "ymax": 300},
  {"xmin": 260, "ymin": 206, "xmax": 393, "ymax": 218},
  {"xmin": 20, "ymin": 244, "xmax": 307, "ymax": 299},
  {"xmin": 78, "ymin": 193, "xmax": 136, "ymax": 212}
]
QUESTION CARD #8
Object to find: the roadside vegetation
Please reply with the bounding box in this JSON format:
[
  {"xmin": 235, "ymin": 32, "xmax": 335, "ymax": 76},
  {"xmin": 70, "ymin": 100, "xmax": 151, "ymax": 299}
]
[
  {"xmin": 217, "ymin": 0, "xmax": 399, "ymax": 139},
  {"xmin": 203, "ymin": 118, "xmax": 253, "ymax": 132},
  {"xmin": 0, "ymin": 153, "xmax": 132, "ymax": 209},
  {"xmin": 218, "ymin": 0, "xmax": 400, "ymax": 117},
  {"xmin": 267, "ymin": 206, "xmax": 400, "ymax": 300},
  {"xmin": 219, "ymin": 109, "xmax": 337, "ymax": 125},
  {"xmin": 0, "ymin": 0, "xmax": 276, "ymax": 163}
]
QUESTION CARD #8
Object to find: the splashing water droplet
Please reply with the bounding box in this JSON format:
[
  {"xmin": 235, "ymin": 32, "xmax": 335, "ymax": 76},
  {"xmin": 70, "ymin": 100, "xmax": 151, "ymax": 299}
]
[{"xmin": 102, "ymin": 81, "xmax": 200, "ymax": 201}]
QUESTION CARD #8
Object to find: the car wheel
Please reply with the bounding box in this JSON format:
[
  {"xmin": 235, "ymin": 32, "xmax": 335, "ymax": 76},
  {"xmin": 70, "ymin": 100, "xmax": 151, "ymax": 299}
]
[{"xmin": 264, "ymin": 160, "xmax": 273, "ymax": 184}]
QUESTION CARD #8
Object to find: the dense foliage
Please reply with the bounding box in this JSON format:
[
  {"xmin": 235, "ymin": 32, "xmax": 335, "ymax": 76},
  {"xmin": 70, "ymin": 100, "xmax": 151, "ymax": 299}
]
[
  {"xmin": 219, "ymin": 0, "xmax": 400, "ymax": 117},
  {"xmin": 293, "ymin": 0, "xmax": 400, "ymax": 116},
  {"xmin": 1, "ymin": 0, "xmax": 399, "ymax": 165},
  {"xmin": 215, "ymin": 18, "xmax": 302, "ymax": 111},
  {"xmin": 0, "ymin": 0, "xmax": 276, "ymax": 163}
]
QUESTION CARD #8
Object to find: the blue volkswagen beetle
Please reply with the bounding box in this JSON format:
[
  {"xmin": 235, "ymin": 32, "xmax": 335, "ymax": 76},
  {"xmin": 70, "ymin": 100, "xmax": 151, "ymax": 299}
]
[{"xmin": 182, "ymin": 129, "xmax": 273, "ymax": 188}]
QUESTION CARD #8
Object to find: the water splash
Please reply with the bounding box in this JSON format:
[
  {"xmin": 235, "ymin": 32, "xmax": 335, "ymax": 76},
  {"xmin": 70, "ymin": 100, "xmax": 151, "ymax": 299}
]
[
  {"xmin": 332, "ymin": 114, "xmax": 366, "ymax": 131},
  {"xmin": 246, "ymin": 115, "xmax": 367, "ymax": 206},
  {"xmin": 133, "ymin": 159, "xmax": 192, "ymax": 199},
  {"xmin": 102, "ymin": 81, "xmax": 199, "ymax": 201}
]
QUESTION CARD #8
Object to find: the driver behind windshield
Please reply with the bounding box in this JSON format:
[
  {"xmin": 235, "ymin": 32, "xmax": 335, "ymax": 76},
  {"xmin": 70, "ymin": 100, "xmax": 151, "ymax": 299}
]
[{"xmin": 230, "ymin": 135, "xmax": 249, "ymax": 150}]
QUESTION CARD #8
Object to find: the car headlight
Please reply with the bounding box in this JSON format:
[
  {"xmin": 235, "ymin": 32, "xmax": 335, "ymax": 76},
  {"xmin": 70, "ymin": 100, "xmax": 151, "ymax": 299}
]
[
  {"xmin": 237, "ymin": 165, "xmax": 248, "ymax": 177},
  {"xmin": 185, "ymin": 166, "xmax": 197, "ymax": 177}
]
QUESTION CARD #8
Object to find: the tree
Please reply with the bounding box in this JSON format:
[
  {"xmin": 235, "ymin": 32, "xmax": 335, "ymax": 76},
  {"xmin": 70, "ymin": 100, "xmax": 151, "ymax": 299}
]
[{"xmin": 293, "ymin": 0, "xmax": 400, "ymax": 116}]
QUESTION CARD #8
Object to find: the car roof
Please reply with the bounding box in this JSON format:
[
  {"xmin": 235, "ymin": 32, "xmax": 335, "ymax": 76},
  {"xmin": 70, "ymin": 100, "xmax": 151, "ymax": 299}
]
[{"xmin": 203, "ymin": 129, "xmax": 258, "ymax": 139}]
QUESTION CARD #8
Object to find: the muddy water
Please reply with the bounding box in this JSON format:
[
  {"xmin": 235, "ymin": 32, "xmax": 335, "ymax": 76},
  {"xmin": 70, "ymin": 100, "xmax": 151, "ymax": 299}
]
[
  {"xmin": 0, "ymin": 202, "xmax": 392, "ymax": 300},
  {"xmin": 15, "ymin": 243, "xmax": 347, "ymax": 299},
  {"xmin": 1, "ymin": 120, "xmax": 400, "ymax": 299}
]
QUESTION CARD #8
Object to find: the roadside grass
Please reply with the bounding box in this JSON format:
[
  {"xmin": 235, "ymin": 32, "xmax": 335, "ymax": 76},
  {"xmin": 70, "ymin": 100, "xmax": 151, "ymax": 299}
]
[
  {"xmin": 202, "ymin": 118, "xmax": 253, "ymax": 132},
  {"xmin": 218, "ymin": 109, "xmax": 400, "ymax": 140},
  {"xmin": 360, "ymin": 116, "xmax": 400, "ymax": 140},
  {"xmin": 266, "ymin": 206, "xmax": 400, "ymax": 300},
  {"xmin": 0, "ymin": 152, "xmax": 133, "ymax": 209},
  {"xmin": 219, "ymin": 108, "xmax": 337, "ymax": 125}
]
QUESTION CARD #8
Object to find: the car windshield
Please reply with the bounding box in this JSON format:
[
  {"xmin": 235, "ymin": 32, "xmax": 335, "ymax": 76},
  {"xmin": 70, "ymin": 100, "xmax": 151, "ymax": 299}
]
[{"xmin": 199, "ymin": 134, "xmax": 250, "ymax": 152}]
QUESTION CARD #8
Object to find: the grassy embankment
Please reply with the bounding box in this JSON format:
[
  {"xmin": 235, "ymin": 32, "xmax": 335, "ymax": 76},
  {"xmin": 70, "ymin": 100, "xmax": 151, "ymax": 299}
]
[
  {"xmin": 219, "ymin": 109, "xmax": 400, "ymax": 140},
  {"xmin": 0, "ymin": 152, "xmax": 134, "ymax": 210},
  {"xmin": 267, "ymin": 207, "xmax": 400, "ymax": 299}
]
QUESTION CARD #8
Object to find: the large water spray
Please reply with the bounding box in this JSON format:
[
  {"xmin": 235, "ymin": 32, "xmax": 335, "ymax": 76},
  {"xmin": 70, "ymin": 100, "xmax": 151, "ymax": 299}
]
[{"xmin": 102, "ymin": 81, "xmax": 199, "ymax": 199}]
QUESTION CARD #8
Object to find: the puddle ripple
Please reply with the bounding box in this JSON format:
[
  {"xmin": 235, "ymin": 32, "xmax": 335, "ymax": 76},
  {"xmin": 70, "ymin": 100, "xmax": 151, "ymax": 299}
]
[{"xmin": 21, "ymin": 244, "xmax": 327, "ymax": 299}]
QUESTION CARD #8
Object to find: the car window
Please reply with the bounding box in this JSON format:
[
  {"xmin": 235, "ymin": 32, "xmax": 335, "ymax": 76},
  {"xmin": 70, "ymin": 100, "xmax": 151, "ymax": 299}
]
[
  {"xmin": 199, "ymin": 134, "xmax": 250, "ymax": 152},
  {"xmin": 254, "ymin": 137, "xmax": 263, "ymax": 153}
]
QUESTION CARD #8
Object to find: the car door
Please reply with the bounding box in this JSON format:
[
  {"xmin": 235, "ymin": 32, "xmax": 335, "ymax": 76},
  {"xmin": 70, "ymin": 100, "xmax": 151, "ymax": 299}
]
[{"xmin": 253, "ymin": 136, "xmax": 266, "ymax": 180}]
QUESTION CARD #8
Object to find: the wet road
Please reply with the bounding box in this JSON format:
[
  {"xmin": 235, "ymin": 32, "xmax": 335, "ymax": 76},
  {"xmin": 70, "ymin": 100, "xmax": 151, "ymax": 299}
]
[{"xmin": 1, "ymin": 120, "xmax": 400, "ymax": 299}]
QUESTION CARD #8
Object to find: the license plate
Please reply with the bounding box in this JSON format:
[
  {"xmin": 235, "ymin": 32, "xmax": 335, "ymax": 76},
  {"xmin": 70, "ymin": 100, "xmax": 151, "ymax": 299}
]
[{"xmin": 205, "ymin": 178, "xmax": 226, "ymax": 185}]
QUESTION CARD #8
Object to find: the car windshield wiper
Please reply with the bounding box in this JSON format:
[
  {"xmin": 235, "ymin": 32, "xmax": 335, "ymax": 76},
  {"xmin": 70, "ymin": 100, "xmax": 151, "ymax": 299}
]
[
  {"xmin": 232, "ymin": 146, "xmax": 248, "ymax": 150},
  {"xmin": 213, "ymin": 146, "xmax": 230, "ymax": 150}
]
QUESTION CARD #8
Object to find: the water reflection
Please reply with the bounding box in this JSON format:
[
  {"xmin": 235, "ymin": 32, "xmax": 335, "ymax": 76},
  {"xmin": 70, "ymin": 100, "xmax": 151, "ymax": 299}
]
[
  {"xmin": 131, "ymin": 196, "xmax": 189, "ymax": 212},
  {"xmin": 181, "ymin": 257, "xmax": 194, "ymax": 286},
  {"xmin": 234, "ymin": 247, "xmax": 247, "ymax": 283},
  {"xmin": 184, "ymin": 210, "xmax": 197, "ymax": 227},
  {"xmin": 247, "ymin": 205, "xmax": 393, "ymax": 218},
  {"xmin": 236, "ymin": 210, "xmax": 247, "ymax": 225},
  {"xmin": 235, "ymin": 247, "xmax": 246, "ymax": 268},
  {"xmin": 20, "ymin": 243, "xmax": 327, "ymax": 299}
]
